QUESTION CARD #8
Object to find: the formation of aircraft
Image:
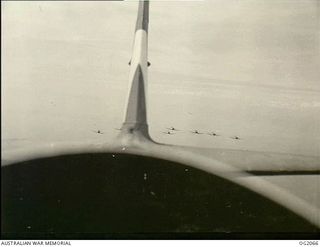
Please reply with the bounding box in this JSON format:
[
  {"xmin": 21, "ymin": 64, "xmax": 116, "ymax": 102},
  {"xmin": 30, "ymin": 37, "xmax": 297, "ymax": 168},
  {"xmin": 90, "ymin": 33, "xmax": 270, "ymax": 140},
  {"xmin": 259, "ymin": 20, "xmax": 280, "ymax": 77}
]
[
  {"xmin": 161, "ymin": 128, "xmax": 239, "ymax": 139},
  {"xmin": 109, "ymin": 125, "xmax": 239, "ymax": 139},
  {"xmin": 104, "ymin": 125, "xmax": 236, "ymax": 138}
]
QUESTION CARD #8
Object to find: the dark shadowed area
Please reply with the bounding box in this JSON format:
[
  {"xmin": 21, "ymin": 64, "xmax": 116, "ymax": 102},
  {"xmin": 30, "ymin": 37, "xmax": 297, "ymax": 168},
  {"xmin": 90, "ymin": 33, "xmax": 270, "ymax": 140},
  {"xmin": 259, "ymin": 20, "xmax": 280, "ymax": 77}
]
[{"xmin": 1, "ymin": 153, "xmax": 318, "ymax": 239}]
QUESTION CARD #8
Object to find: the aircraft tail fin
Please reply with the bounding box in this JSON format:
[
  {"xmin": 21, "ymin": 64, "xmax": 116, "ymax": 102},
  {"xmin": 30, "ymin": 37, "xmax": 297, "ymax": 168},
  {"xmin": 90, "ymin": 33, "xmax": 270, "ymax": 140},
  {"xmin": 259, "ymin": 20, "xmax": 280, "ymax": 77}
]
[{"xmin": 120, "ymin": 0, "xmax": 152, "ymax": 142}]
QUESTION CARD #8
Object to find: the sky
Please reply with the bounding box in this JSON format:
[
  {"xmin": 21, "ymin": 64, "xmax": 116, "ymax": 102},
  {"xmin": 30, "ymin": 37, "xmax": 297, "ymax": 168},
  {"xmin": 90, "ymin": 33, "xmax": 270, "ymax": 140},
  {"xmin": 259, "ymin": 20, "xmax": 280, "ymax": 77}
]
[{"xmin": 2, "ymin": 0, "xmax": 320, "ymax": 156}]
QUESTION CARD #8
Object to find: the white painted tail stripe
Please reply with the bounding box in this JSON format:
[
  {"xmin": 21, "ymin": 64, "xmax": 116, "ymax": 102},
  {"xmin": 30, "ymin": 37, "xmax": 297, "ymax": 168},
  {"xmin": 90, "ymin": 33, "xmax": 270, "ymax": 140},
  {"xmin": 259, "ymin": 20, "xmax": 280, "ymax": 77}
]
[{"xmin": 121, "ymin": 1, "xmax": 151, "ymax": 140}]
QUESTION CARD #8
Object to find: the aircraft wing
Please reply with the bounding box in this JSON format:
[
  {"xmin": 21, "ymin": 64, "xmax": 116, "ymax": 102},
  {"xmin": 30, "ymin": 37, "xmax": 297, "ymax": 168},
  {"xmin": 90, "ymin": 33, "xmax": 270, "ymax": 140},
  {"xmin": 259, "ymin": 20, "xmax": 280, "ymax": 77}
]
[{"xmin": 2, "ymin": 139, "xmax": 320, "ymax": 230}]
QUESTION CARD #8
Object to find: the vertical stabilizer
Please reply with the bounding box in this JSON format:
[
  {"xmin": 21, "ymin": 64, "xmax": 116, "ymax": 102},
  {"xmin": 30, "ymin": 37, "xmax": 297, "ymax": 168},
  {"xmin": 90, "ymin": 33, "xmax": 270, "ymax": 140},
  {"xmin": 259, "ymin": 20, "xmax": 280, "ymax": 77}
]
[{"xmin": 120, "ymin": 0, "xmax": 151, "ymax": 142}]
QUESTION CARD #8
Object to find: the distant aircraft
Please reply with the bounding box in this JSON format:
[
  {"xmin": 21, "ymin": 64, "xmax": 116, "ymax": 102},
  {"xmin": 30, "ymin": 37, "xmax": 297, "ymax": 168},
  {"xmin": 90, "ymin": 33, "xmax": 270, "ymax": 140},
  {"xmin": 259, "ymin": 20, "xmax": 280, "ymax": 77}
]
[
  {"xmin": 191, "ymin": 130, "xmax": 202, "ymax": 134},
  {"xmin": 207, "ymin": 132, "xmax": 219, "ymax": 136},
  {"xmin": 166, "ymin": 127, "xmax": 180, "ymax": 131},
  {"xmin": 162, "ymin": 131, "xmax": 175, "ymax": 135},
  {"xmin": 231, "ymin": 136, "xmax": 241, "ymax": 140},
  {"xmin": 92, "ymin": 130, "xmax": 104, "ymax": 134}
]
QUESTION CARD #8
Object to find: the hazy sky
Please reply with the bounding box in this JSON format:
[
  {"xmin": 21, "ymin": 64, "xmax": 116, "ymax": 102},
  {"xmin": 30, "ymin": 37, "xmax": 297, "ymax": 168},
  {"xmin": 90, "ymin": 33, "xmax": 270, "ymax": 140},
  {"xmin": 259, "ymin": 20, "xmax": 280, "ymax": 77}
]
[{"xmin": 2, "ymin": 0, "xmax": 320, "ymax": 156}]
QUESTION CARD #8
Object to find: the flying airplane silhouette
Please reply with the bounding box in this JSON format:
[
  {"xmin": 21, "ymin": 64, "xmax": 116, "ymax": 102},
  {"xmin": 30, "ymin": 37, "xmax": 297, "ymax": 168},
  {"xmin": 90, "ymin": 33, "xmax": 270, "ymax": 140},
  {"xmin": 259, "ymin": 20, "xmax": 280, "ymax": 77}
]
[
  {"xmin": 207, "ymin": 132, "xmax": 219, "ymax": 136},
  {"xmin": 231, "ymin": 136, "xmax": 241, "ymax": 140},
  {"xmin": 166, "ymin": 127, "xmax": 180, "ymax": 131},
  {"xmin": 191, "ymin": 130, "xmax": 203, "ymax": 134},
  {"xmin": 92, "ymin": 130, "xmax": 104, "ymax": 134},
  {"xmin": 162, "ymin": 131, "xmax": 175, "ymax": 135}
]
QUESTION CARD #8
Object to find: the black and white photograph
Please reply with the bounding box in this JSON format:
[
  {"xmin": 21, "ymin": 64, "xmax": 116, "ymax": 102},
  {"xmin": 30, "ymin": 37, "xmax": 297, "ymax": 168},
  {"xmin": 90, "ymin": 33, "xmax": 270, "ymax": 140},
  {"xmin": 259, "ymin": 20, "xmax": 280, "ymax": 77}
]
[{"xmin": 1, "ymin": 0, "xmax": 320, "ymax": 240}]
